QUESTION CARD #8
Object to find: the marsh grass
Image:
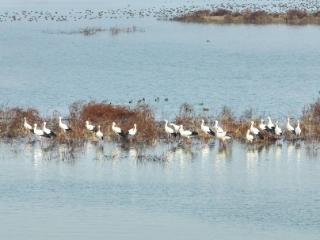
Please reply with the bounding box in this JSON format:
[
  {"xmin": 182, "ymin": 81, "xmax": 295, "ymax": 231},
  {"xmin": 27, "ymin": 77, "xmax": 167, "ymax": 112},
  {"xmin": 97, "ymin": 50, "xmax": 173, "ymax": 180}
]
[
  {"xmin": 301, "ymin": 97, "xmax": 320, "ymax": 140},
  {"xmin": 0, "ymin": 105, "xmax": 41, "ymax": 138},
  {"xmin": 45, "ymin": 26, "xmax": 144, "ymax": 36},
  {"xmin": 1, "ymin": 98, "xmax": 320, "ymax": 144},
  {"xmin": 173, "ymin": 9, "xmax": 320, "ymax": 25}
]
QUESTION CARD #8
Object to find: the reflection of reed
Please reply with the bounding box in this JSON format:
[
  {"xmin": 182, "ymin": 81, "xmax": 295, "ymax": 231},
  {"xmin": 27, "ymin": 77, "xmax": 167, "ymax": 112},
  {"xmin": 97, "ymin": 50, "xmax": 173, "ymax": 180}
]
[
  {"xmin": 246, "ymin": 147, "xmax": 259, "ymax": 169},
  {"xmin": 274, "ymin": 142, "xmax": 283, "ymax": 160},
  {"xmin": 199, "ymin": 141, "xmax": 215, "ymax": 159},
  {"xmin": 32, "ymin": 144, "xmax": 43, "ymax": 164},
  {"xmin": 287, "ymin": 142, "xmax": 295, "ymax": 159},
  {"xmin": 43, "ymin": 26, "xmax": 144, "ymax": 36},
  {"xmin": 95, "ymin": 145, "xmax": 104, "ymax": 161},
  {"xmin": 174, "ymin": 143, "xmax": 194, "ymax": 161},
  {"xmin": 216, "ymin": 145, "xmax": 232, "ymax": 161},
  {"xmin": 305, "ymin": 142, "xmax": 320, "ymax": 159},
  {"xmin": 201, "ymin": 144, "xmax": 210, "ymax": 158},
  {"xmin": 128, "ymin": 147, "xmax": 138, "ymax": 159},
  {"xmin": 296, "ymin": 143, "xmax": 301, "ymax": 161},
  {"xmin": 111, "ymin": 146, "xmax": 121, "ymax": 160},
  {"xmin": 5, "ymin": 138, "xmax": 317, "ymax": 167}
]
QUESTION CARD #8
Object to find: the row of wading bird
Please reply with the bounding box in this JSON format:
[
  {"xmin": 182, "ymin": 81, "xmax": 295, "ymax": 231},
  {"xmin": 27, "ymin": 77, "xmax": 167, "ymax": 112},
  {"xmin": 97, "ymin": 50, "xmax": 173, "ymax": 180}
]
[
  {"xmin": 23, "ymin": 117, "xmax": 136, "ymax": 141},
  {"xmin": 166, "ymin": 117, "xmax": 301, "ymax": 143},
  {"xmin": 245, "ymin": 117, "xmax": 301, "ymax": 143},
  {"xmin": 23, "ymin": 115, "xmax": 301, "ymax": 143}
]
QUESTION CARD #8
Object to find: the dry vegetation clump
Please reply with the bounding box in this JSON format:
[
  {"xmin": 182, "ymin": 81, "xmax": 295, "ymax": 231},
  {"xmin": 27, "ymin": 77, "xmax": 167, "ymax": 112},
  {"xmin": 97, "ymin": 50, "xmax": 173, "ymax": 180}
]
[
  {"xmin": 242, "ymin": 10, "xmax": 272, "ymax": 24},
  {"xmin": 0, "ymin": 106, "xmax": 41, "ymax": 138},
  {"xmin": 110, "ymin": 25, "xmax": 142, "ymax": 35},
  {"xmin": 80, "ymin": 27, "xmax": 106, "ymax": 36},
  {"xmin": 313, "ymin": 11, "xmax": 320, "ymax": 17},
  {"xmin": 2, "ymin": 98, "xmax": 320, "ymax": 144},
  {"xmin": 218, "ymin": 106, "xmax": 243, "ymax": 137},
  {"xmin": 79, "ymin": 101, "xmax": 158, "ymax": 143},
  {"xmin": 284, "ymin": 9, "xmax": 313, "ymax": 24},
  {"xmin": 128, "ymin": 103, "xmax": 158, "ymax": 143},
  {"xmin": 173, "ymin": 9, "xmax": 320, "ymax": 25},
  {"xmin": 218, "ymin": 107, "xmax": 279, "ymax": 142},
  {"xmin": 174, "ymin": 103, "xmax": 217, "ymax": 140},
  {"xmin": 172, "ymin": 10, "xmax": 211, "ymax": 22},
  {"xmin": 286, "ymin": 9, "xmax": 308, "ymax": 22},
  {"xmin": 210, "ymin": 9, "xmax": 232, "ymax": 16},
  {"xmin": 175, "ymin": 103, "xmax": 197, "ymax": 126},
  {"xmin": 0, "ymin": 101, "xmax": 158, "ymax": 144},
  {"xmin": 301, "ymin": 98, "xmax": 320, "ymax": 140},
  {"xmin": 175, "ymin": 104, "xmax": 228, "ymax": 139}
]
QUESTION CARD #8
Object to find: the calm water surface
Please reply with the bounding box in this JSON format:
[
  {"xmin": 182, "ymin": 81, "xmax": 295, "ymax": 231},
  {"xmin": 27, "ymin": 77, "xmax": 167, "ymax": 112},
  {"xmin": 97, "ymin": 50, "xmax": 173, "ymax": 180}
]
[
  {"xmin": 0, "ymin": 141, "xmax": 320, "ymax": 239},
  {"xmin": 1, "ymin": 1, "xmax": 320, "ymax": 239},
  {"xmin": 0, "ymin": 0, "xmax": 320, "ymax": 118}
]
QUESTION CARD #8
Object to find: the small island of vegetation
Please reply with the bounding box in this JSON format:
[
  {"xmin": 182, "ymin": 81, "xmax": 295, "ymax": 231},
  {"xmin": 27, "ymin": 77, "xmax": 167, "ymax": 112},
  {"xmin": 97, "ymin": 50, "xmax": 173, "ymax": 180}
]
[{"xmin": 173, "ymin": 9, "xmax": 320, "ymax": 25}]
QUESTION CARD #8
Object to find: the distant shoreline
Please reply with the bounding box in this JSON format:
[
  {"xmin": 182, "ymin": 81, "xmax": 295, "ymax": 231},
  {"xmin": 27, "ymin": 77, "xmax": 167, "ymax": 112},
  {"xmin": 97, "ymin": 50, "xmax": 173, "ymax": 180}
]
[{"xmin": 172, "ymin": 9, "xmax": 320, "ymax": 25}]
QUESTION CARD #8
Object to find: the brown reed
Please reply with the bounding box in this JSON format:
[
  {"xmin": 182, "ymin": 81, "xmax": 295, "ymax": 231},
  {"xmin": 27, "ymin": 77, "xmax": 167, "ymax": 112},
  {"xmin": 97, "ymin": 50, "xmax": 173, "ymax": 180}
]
[
  {"xmin": 0, "ymin": 98, "xmax": 319, "ymax": 144},
  {"xmin": 173, "ymin": 9, "xmax": 320, "ymax": 25}
]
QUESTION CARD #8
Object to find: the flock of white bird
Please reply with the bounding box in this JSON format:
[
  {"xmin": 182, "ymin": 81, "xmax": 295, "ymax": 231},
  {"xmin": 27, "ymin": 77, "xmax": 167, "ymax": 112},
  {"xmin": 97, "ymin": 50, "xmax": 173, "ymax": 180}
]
[
  {"xmin": 23, "ymin": 116, "xmax": 137, "ymax": 141},
  {"xmin": 23, "ymin": 115, "xmax": 301, "ymax": 143},
  {"xmin": 165, "ymin": 117, "xmax": 301, "ymax": 143},
  {"xmin": 245, "ymin": 117, "xmax": 301, "ymax": 143},
  {"xmin": 164, "ymin": 119, "xmax": 232, "ymax": 141}
]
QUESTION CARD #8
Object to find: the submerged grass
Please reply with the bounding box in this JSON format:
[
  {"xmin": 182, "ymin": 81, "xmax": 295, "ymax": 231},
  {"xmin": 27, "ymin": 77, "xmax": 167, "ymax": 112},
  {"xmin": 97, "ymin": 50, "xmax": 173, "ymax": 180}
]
[
  {"xmin": 173, "ymin": 9, "xmax": 320, "ymax": 25},
  {"xmin": 45, "ymin": 26, "xmax": 144, "ymax": 36}
]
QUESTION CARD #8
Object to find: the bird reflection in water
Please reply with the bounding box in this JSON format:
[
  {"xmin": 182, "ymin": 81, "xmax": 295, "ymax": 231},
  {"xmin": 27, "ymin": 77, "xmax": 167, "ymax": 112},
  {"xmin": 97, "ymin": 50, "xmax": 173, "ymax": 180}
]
[
  {"xmin": 200, "ymin": 141, "xmax": 215, "ymax": 159},
  {"xmin": 216, "ymin": 144, "xmax": 232, "ymax": 161},
  {"xmin": 275, "ymin": 142, "xmax": 283, "ymax": 160},
  {"xmin": 32, "ymin": 144, "xmax": 43, "ymax": 167},
  {"xmin": 246, "ymin": 146, "xmax": 259, "ymax": 169},
  {"xmin": 95, "ymin": 144, "xmax": 105, "ymax": 161}
]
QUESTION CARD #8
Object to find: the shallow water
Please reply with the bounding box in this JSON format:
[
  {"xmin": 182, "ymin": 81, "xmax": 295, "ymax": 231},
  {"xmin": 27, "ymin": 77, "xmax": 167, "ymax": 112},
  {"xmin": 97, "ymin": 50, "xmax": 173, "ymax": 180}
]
[
  {"xmin": 0, "ymin": 1, "xmax": 320, "ymax": 118},
  {"xmin": 0, "ymin": 140, "xmax": 320, "ymax": 239},
  {"xmin": 1, "ymin": 1, "xmax": 320, "ymax": 239}
]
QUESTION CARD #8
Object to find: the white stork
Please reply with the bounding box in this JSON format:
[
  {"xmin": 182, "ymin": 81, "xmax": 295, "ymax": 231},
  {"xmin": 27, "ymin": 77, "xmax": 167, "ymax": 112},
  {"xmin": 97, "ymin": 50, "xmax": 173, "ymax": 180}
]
[
  {"xmin": 169, "ymin": 122, "xmax": 180, "ymax": 134},
  {"xmin": 23, "ymin": 117, "xmax": 33, "ymax": 133},
  {"xmin": 43, "ymin": 122, "xmax": 56, "ymax": 137},
  {"xmin": 250, "ymin": 121, "xmax": 263, "ymax": 139},
  {"xmin": 86, "ymin": 120, "xmax": 97, "ymax": 132},
  {"xmin": 286, "ymin": 118, "xmax": 295, "ymax": 134},
  {"xmin": 178, "ymin": 125, "xmax": 198, "ymax": 139},
  {"xmin": 201, "ymin": 119, "xmax": 215, "ymax": 136},
  {"xmin": 216, "ymin": 130, "xmax": 231, "ymax": 142},
  {"xmin": 213, "ymin": 120, "xmax": 224, "ymax": 133},
  {"xmin": 112, "ymin": 122, "xmax": 127, "ymax": 137},
  {"xmin": 164, "ymin": 120, "xmax": 177, "ymax": 137},
  {"xmin": 295, "ymin": 120, "xmax": 301, "ymax": 136},
  {"xmin": 266, "ymin": 116, "xmax": 275, "ymax": 133},
  {"xmin": 33, "ymin": 123, "xmax": 50, "ymax": 138},
  {"xmin": 259, "ymin": 119, "xmax": 266, "ymax": 131},
  {"xmin": 59, "ymin": 117, "xmax": 71, "ymax": 132},
  {"xmin": 213, "ymin": 120, "xmax": 231, "ymax": 141},
  {"xmin": 95, "ymin": 125, "xmax": 104, "ymax": 140},
  {"xmin": 275, "ymin": 121, "xmax": 282, "ymax": 136},
  {"xmin": 128, "ymin": 124, "xmax": 137, "ymax": 137},
  {"xmin": 246, "ymin": 129, "xmax": 254, "ymax": 143}
]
